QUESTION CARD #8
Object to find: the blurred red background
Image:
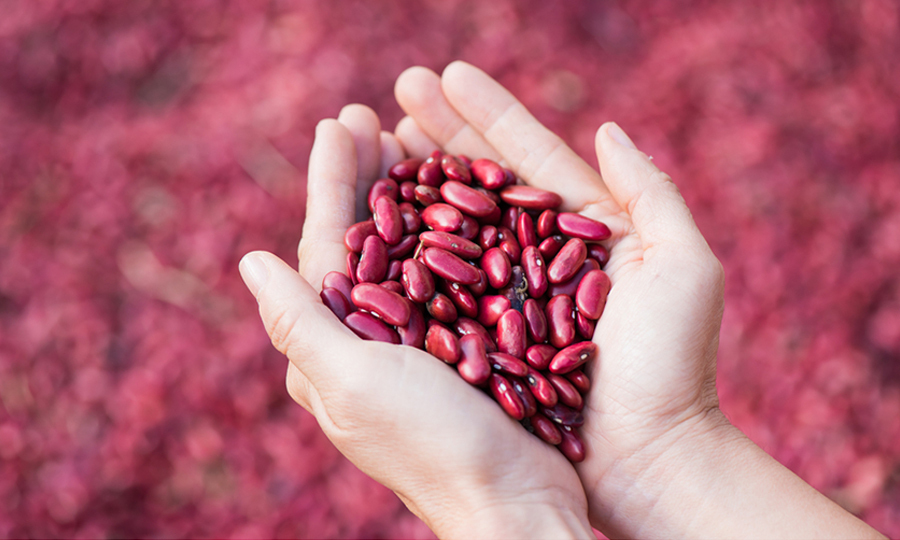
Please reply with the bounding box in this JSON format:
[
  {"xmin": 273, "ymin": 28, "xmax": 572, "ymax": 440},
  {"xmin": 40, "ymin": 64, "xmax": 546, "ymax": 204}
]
[{"xmin": 1, "ymin": 1, "xmax": 899, "ymax": 538}]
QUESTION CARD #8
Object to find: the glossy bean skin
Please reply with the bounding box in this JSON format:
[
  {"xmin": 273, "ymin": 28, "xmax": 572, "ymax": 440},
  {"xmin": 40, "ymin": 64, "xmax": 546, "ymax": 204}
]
[
  {"xmin": 523, "ymin": 298, "xmax": 548, "ymax": 343},
  {"xmin": 401, "ymin": 259, "xmax": 435, "ymax": 303},
  {"xmin": 546, "ymin": 295, "xmax": 577, "ymax": 349},
  {"xmin": 547, "ymin": 238, "xmax": 587, "ymax": 284},
  {"xmin": 357, "ymin": 235, "xmax": 389, "ymax": 283},
  {"xmin": 502, "ymin": 168, "xmax": 517, "ymax": 187},
  {"xmin": 421, "ymin": 247, "xmax": 481, "ymax": 285},
  {"xmin": 385, "ymin": 234, "xmax": 418, "ymax": 260},
  {"xmin": 457, "ymin": 335, "xmax": 491, "ymax": 386},
  {"xmin": 566, "ymin": 369, "xmax": 591, "ymax": 393},
  {"xmin": 558, "ymin": 426, "xmax": 586, "ymax": 462},
  {"xmin": 524, "ymin": 367, "xmax": 558, "ymax": 407},
  {"xmin": 417, "ymin": 155, "xmax": 444, "ymax": 187},
  {"xmin": 516, "ymin": 211, "xmax": 538, "ymax": 248},
  {"xmin": 500, "ymin": 206, "xmax": 519, "ymax": 231},
  {"xmin": 454, "ymin": 317, "xmax": 497, "ymax": 353},
  {"xmin": 367, "ymin": 178, "xmax": 399, "ymax": 212},
  {"xmin": 500, "ymin": 185, "xmax": 563, "ymax": 210},
  {"xmin": 344, "ymin": 220, "xmax": 377, "ymax": 253},
  {"xmin": 547, "ymin": 258, "xmax": 600, "ymax": 297},
  {"xmin": 471, "ymin": 158, "xmax": 506, "ymax": 189},
  {"xmin": 425, "ymin": 324, "xmax": 461, "ymax": 364},
  {"xmin": 457, "ymin": 154, "xmax": 472, "ymax": 167},
  {"xmin": 477, "ymin": 295, "xmax": 510, "ymax": 327},
  {"xmin": 380, "ymin": 280, "xmax": 404, "ymax": 295},
  {"xmin": 481, "ymin": 247, "xmax": 512, "ymax": 289},
  {"xmin": 414, "ymin": 185, "xmax": 442, "ymax": 206},
  {"xmin": 398, "ymin": 202, "xmax": 421, "ymax": 234},
  {"xmin": 556, "ymin": 212, "xmax": 612, "ymax": 241},
  {"xmin": 440, "ymin": 280, "xmax": 479, "ymax": 319},
  {"xmin": 385, "ymin": 259, "xmax": 402, "ymax": 282},
  {"xmin": 496, "ymin": 309, "xmax": 527, "ymax": 359},
  {"xmin": 549, "ymin": 341, "xmax": 597, "ymax": 374},
  {"xmin": 469, "ymin": 269, "xmax": 488, "ymax": 296},
  {"xmin": 536, "ymin": 210, "xmax": 557, "ymax": 238},
  {"xmin": 419, "ymin": 231, "xmax": 482, "ymax": 259},
  {"xmin": 547, "ymin": 373, "xmax": 583, "ymax": 410},
  {"xmin": 489, "ymin": 373, "xmax": 526, "ymax": 420},
  {"xmin": 478, "ymin": 225, "xmax": 498, "ymax": 250},
  {"xmin": 576, "ymin": 311, "xmax": 596, "ymax": 340},
  {"xmin": 321, "ymin": 288, "xmax": 352, "ymax": 321},
  {"xmin": 440, "ymin": 181, "xmax": 498, "ymax": 218},
  {"xmin": 350, "ymin": 283, "xmax": 411, "ymax": 326},
  {"xmin": 322, "ymin": 271, "xmax": 354, "ymax": 303},
  {"xmin": 458, "ymin": 216, "xmax": 480, "ymax": 241},
  {"xmin": 538, "ymin": 235, "xmax": 565, "ymax": 259},
  {"xmin": 530, "ymin": 413, "xmax": 562, "ymax": 445},
  {"xmin": 525, "ymin": 344, "xmax": 557, "ymax": 370},
  {"xmin": 541, "ymin": 403, "xmax": 584, "ymax": 427},
  {"xmin": 398, "ymin": 300, "xmax": 427, "ymax": 348},
  {"xmin": 343, "ymin": 311, "xmax": 401, "ymax": 344},
  {"xmin": 373, "ymin": 195, "xmax": 403, "ymax": 245},
  {"xmin": 441, "ymin": 154, "xmax": 472, "ymax": 184},
  {"xmin": 488, "ymin": 352, "xmax": 530, "ymax": 378},
  {"xmin": 426, "ymin": 292, "xmax": 458, "ymax": 323},
  {"xmin": 420, "ymin": 203, "xmax": 463, "ymax": 232},
  {"xmin": 521, "ymin": 246, "xmax": 548, "ymax": 298},
  {"xmin": 576, "ymin": 269, "xmax": 612, "ymax": 320},
  {"xmin": 399, "ymin": 181, "xmax": 418, "ymax": 203},
  {"xmin": 508, "ymin": 376, "xmax": 537, "ymax": 418},
  {"xmin": 586, "ymin": 243, "xmax": 610, "ymax": 268},
  {"xmin": 347, "ymin": 253, "xmax": 359, "ymax": 285},
  {"xmin": 388, "ymin": 157, "xmax": 424, "ymax": 181},
  {"xmin": 496, "ymin": 226, "xmax": 521, "ymax": 264}
]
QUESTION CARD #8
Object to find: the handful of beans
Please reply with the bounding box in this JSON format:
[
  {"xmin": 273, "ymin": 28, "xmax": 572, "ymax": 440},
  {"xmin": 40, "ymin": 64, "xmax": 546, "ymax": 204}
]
[{"xmin": 320, "ymin": 152, "xmax": 612, "ymax": 462}]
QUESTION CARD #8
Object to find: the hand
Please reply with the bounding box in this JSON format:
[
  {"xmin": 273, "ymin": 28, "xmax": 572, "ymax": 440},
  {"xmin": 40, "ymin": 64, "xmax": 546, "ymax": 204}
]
[{"xmin": 239, "ymin": 106, "xmax": 594, "ymax": 538}]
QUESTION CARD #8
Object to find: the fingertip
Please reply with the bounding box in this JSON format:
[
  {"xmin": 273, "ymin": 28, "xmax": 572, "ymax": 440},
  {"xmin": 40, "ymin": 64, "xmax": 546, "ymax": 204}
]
[
  {"xmin": 395, "ymin": 66, "xmax": 439, "ymax": 100},
  {"xmin": 337, "ymin": 103, "xmax": 380, "ymax": 128},
  {"xmin": 239, "ymin": 251, "xmax": 271, "ymax": 298}
]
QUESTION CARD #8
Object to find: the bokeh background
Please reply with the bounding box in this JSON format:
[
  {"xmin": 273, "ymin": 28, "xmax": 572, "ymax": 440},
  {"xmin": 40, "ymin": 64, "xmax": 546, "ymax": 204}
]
[{"xmin": 1, "ymin": 0, "xmax": 899, "ymax": 538}]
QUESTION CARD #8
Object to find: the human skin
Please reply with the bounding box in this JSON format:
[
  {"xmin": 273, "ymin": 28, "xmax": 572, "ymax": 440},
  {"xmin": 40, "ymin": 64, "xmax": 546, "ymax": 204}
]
[{"xmin": 240, "ymin": 61, "xmax": 885, "ymax": 539}]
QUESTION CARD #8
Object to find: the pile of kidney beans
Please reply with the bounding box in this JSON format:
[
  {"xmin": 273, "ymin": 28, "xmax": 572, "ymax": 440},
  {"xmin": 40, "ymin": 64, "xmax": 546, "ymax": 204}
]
[{"xmin": 318, "ymin": 152, "xmax": 612, "ymax": 462}]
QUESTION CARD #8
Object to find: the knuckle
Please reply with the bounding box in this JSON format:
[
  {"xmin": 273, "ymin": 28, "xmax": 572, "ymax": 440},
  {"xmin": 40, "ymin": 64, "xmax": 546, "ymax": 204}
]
[{"xmin": 266, "ymin": 302, "xmax": 304, "ymax": 357}]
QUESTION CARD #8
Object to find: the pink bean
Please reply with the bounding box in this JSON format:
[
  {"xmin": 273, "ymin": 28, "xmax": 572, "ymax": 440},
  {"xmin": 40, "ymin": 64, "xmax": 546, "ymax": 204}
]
[
  {"xmin": 388, "ymin": 157, "xmax": 424, "ymax": 181},
  {"xmin": 344, "ymin": 220, "xmax": 377, "ymax": 253},
  {"xmin": 489, "ymin": 373, "xmax": 526, "ymax": 420},
  {"xmin": 343, "ymin": 311, "xmax": 401, "ymax": 344},
  {"xmin": 398, "ymin": 202, "xmax": 421, "ymax": 234},
  {"xmin": 477, "ymin": 295, "xmax": 510, "ymax": 327},
  {"xmin": 481, "ymin": 247, "xmax": 512, "ymax": 288},
  {"xmin": 558, "ymin": 426, "xmax": 585, "ymax": 462},
  {"xmin": 458, "ymin": 335, "xmax": 491, "ymax": 386},
  {"xmin": 487, "ymin": 352, "xmax": 530, "ymax": 377},
  {"xmin": 421, "ymin": 247, "xmax": 481, "ymax": 285},
  {"xmin": 547, "ymin": 373, "xmax": 583, "ymax": 410},
  {"xmin": 525, "ymin": 344, "xmax": 557, "ymax": 370},
  {"xmin": 357, "ymin": 235, "xmax": 388, "ymax": 283},
  {"xmin": 576, "ymin": 269, "xmax": 611, "ymax": 320},
  {"xmin": 556, "ymin": 212, "xmax": 611, "ymax": 241},
  {"xmin": 530, "ymin": 413, "xmax": 562, "ymax": 445},
  {"xmin": 420, "ymin": 203, "xmax": 463, "ymax": 232},
  {"xmin": 453, "ymin": 317, "xmax": 497, "ymax": 353},
  {"xmin": 425, "ymin": 324, "xmax": 461, "ymax": 364},
  {"xmin": 397, "ymin": 300, "xmax": 427, "ymax": 348},
  {"xmin": 385, "ymin": 234, "xmax": 418, "ymax": 260},
  {"xmin": 521, "ymin": 246, "xmax": 548, "ymax": 298},
  {"xmin": 426, "ymin": 292, "xmax": 458, "ymax": 323},
  {"xmin": 549, "ymin": 341, "xmax": 597, "ymax": 374},
  {"xmin": 471, "ymin": 158, "xmax": 506, "ymax": 189},
  {"xmin": 496, "ymin": 309, "xmax": 527, "ymax": 359},
  {"xmin": 419, "ymin": 231, "xmax": 482, "ymax": 259},
  {"xmin": 321, "ymin": 288, "xmax": 352, "ymax": 321},
  {"xmin": 523, "ymin": 298, "xmax": 548, "ymax": 343},
  {"xmin": 536, "ymin": 210, "xmax": 557, "ymax": 238},
  {"xmin": 546, "ymin": 295, "xmax": 577, "ymax": 349},
  {"xmin": 351, "ymin": 283, "xmax": 411, "ymax": 326},
  {"xmin": 547, "ymin": 238, "xmax": 587, "ymax": 284},
  {"xmin": 441, "ymin": 155, "xmax": 472, "ymax": 184},
  {"xmin": 478, "ymin": 225, "xmax": 498, "ymax": 250},
  {"xmin": 516, "ymin": 211, "xmax": 537, "ymax": 248},
  {"xmin": 322, "ymin": 271, "xmax": 354, "ymax": 302},
  {"xmin": 547, "ymin": 258, "xmax": 600, "ymax": 297},
  {"xmin": 401, "ymin": 259, "xmax": 435, "ymax": 303},
  {"xmin": 417, "ymin": 155, "xmax": 444, "ymax": 187},
  {"xmin": 367, "ymin": 178, "xmax": 399, "ymax": 213},
  {"xmin": 500, "ymin": 185, "xmax": 563, "ymax": 210},
  {"xmin": 440, "ymin": 181, "xmax": 498, "ymax": 218},
  {"xmin": 414, "ymin": 184, "xmax": 442, "ymax": 206}
]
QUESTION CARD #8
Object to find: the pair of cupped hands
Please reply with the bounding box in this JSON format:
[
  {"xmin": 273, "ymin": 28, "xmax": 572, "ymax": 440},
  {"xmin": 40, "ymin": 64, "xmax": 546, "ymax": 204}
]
[{"xmin": 240, "ymin": 62, "xmax": 726, "ymax": 538}]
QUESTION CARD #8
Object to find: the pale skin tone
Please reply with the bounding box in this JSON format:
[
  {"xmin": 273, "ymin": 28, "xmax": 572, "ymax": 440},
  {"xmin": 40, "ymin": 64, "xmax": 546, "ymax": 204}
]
[{"xmin": 239, "ymin": 61, "xmax": 886, "ymax": 540}]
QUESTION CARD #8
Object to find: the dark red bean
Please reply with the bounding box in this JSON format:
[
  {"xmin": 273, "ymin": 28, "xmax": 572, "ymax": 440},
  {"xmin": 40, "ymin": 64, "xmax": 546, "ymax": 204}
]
[
  {"xmin": 477, "ymin": 295, "xmax": 510, "ymax": 327},
  {"xmin": 502, "ymin": 168, "xmax": 517, "ymax": 187},
  {"xmin": 322, "ymin": 271, "xmax": 354, "ymax": 302},
  {"xmin": 458, "ymin": 335, "xmax": 491, "ymax": 386},
  {"xmin": 475, "ymin": 186, "xmax": 502, "ymax": 204},
  {"xmin": 547, "ymin": 238, "xmax": 587, "ymax": 284},
  {"xmin": 496, "ymin": 309, "xmax": 526, "ymax": 359},
  {"xmin": 454, "ymin": 317, "xmax": 497, "ymax": 353},
  {"xmin": 558, "ymin": 426, "xmax": 586, "ymax": 462},
  {"xmin": 321, "ymin": 288, "xmax": 352, "ymax": 321},
  {"xmin": 440, "ymin": 181, "xmax": 498, "ymax": 218},
  {"xmin": 488, "ymin": 352, "xmax": 530, "ymax": 378},
  {"xmin": 398, "ymin": 300, "xmax": 427, "ymax": 348},
  {"xmin": 586, "ymin": 243, "xmax": 610, "ymax": 268},
  {"xmin": 508, "ymin": 376, "xmax": 537, "ymax": 418},
  {"xmin": 547, "ymin": 258, "xmax": 600, "ymax": 298},
  {"xmin": 414, "ymin": 185, "xmax": 442, "ymax": 206},
  {"xmin": 380, "ymin": 280, "xmax": 404, "ymax": 295},
  {"xmin": 357, "ymin": 235, "xmax": 389, "ymax": 283},
  {"xmin": 538, "ymin": 235, "xmax": 566, "ymax": 259},
  {"xmin": 541, "ymin": 403, "xmax": 584, "ymax": 427},
  {"xmin": 344, "ymin": 311, "xmax": 401, "ymax": 344},
  {"xmin": 388, "ymin": 158, "xmax": 424, "ymax": 181},
  {"xmin": 386, "ymin": 234, "xmax": 418, "ymax": 260},
  {"xmin": 398, "ymin": 202, "xmax": 421, "ymax": 234},
  {"xmin": 469, "ymin": 269, "xmax": 488, "ymax": 296},
  {"xmin": 426, "ymin": 292, "xmax": 458, "ymax": 323},
  {"xmin": 441, "ymin": 155, "xmax": 472, "ymax": 184},
  {"xmin": 500, "ymin": 185, "xmax": 563, "ymax": 210},
  {"xmin": 520, "ymin": 246, "xmax": 548, "ymax": 298},
  {"xmin": 471, "ymin": 158, "xmax": 506, "ymax": 190},
  {"xmin": 530, "ymin": 413, "xmax": 562, "ymax": 445},
  {"xmin": 420, "ymin": 203, "xmax": 463, "ymax": 232},
  {"xmin": 481, "ymin": 247, "xmax": 512, "ymax": 288},
  {"xmin": 401, "ymin": 259, "xmax": 436, "ymax": 303},
  {"xmin": 477, "ymin": 204, "xmax": 502, "ymax": 226},
  {"xmin": 516, "ymin": 212, "xmax": 537, "ymax": 248},
  {"xmin": 457, "ymin": 154, "xmax": 472, "ymax": 167},
  {"xmin": 421, "ymin": 247, "xmax": 481, "ymax": 285},
  {"xmin": 546, "ymin": 295, "xmax": 576, "ymax": 349},
  {"xmin": 525, "ymin": 344, "xmax": 557, "ymax": 370},
  {"xmin": 347, "ymin": 253, "xmax": 359, "ymax": 285},
  {"xmin": 536, "ymin": 210, "xmax": 557, "ymax": 238},
  {"xmin": 478, "ymin": 225, "xmax": 498, "ymax": 250},
  {"xmin": 368, "ymin": 178, "xmax": 399, "ymax": 213},
  {"xmin": 351, "ymin": 283, "xmax": 411, "ymax": 326},
  {"xmin": 576, "ymin": 269, "xmax": 611, "ymax": 320},
  {"xmin": 547, "ymin": 373, "xmax": 583, "ymax": 410},
  {"xmin": 524, "ymin": 367, "xmax": 558, "ymax": 407},
  {"xmin": 458, "ymin": 215, "xmax": 480, "ymax": 241},
  {"xmin": 344, "ymin": 220, "xmax": 377, "ymax": 253},
  {"xmin": 500, "ymin": 206, "xmax": 519, "ymax": 231},
  {"xmin": 523, "ymin": 298, "xmax": 548, "ymax": 343},
  {"xmin": 399, "ymin": 181, "xmax": 418, "ymax": 203},
  {"xmin": 419, "ymin": 231, "xmax": 482, "ymax": 259},
  {"xmin": 496, "ymin": 226, "xmax": 521, "ymax": 264},
  {"xmin": 425, "ymin": 324, "xmax": 461, "ymax": 364},
  {"xmin": 556, "ymin": 212, "xmax": 612, "ymax": 241},
  {"xmin": 489, "ymin": 373, "xmax": 526, "ymax": 420},
  {"xmin": 386, "ymin": 259, "xmax": 402, "ymax": 282},
  {"xmin": 549, "ymin": 341, "xmax": 597, "ymax": 374},
  {"xmin": 566, "ymin": 369, "xmax": 591, "ymax": 394},
  {"xmin": 440, "ymin": 280, "xmax": 479, "ymax": 319},
  {"xmin": 417, "ymin": 156, "xmax": 444, "ymax": 187},
  {"xmin": 576, "ymin": 311, "xmax": 595, "ymax": 340}
]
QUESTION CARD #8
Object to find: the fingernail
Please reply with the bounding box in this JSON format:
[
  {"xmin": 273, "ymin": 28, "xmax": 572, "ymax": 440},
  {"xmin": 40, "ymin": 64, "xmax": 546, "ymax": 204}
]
[
  {"xmin": 240, "ymin": 253, "xmax": 269, "ymax": 298},
  {"xmin": 606, "ymin": 123, "xmax": 637, "ymax": 150}
]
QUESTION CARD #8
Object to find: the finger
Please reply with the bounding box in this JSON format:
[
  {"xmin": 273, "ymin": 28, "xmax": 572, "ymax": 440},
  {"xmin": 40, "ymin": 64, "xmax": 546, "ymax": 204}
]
[
  {"xmin": 394, "ymin": 116, "xmax": 440, "ymax": 158},
  {"xmin": 337, "ymin": 104, "xmax": 382, "ymax": 221},
  {"xmin": 379, "ymin": 131, "xmax": 406, "ymax": 178},
  {"xmin": 286, "ymin": 362, "xmax": 314, "ymax": 413},
  {"xmin": 395, "ymin": 66, "xmax": 502, "ymax": 162},
  {"xmin": 299, "ymin": 119, "xmax": 357, "ymax": 287},
  {"xmin": 595, "ymin": 122, "xmax": 710, "ymax": 255},
  {"xmin": 440, "ymin": 61, "xmax": 620, "ymax": 215}
]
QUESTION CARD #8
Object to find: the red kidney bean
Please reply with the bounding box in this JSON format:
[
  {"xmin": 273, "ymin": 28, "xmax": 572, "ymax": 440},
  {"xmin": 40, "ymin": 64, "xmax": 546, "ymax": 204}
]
[
  {"xmin": 566, "ymin": 369, "xmax": 591, "ymax": 393},
  {"xmin": 420, "ymin": 203, "xmax": 463, "ymax": 232},
  {"xmin": 547, "ymin": 373, "xmax": 583, "ymax": 410},
  {"xmin": 429, "ymin": 149, "xmax": 444, "ymax": 159},
  {"xmin": 385, "ymin": 234, "xmax": 418, "ymax": 259},
  {"xmin": 549, "ymin": 341, "xmax": 597, "ymax": 374},
  {"xmin": 419, "ymin": 231, "xmax": 482, "ymax": 259},
  {"xmin": 541, "ymin": 403, "xmax": 584, "ymax": 427},
  {"xmin": 471, "ymin": 158, "xmax": 506, "ymax": 189},
  {"xmin": 496, "ymin": 226, "xmax": 521, "ymax": 264},
  {"xmin": 453, "ymin": 317, "xmax": 497, "ymax": 353},
  {"xmin": 521, "ymin": 246, "xmax": 548, "ymax": 298},
  {"xmin": 500, "ymin": 185, "xmax": 563, "ymax": 210},
  {"xmin": 530, "ymin": 413, "xmax": 562, "ymax": 445},
  {"xmin": 357, "ymin": 235, "xmax": 389, "ymax": 283},
  {"xmin": 525, "ymin": 344, "xmax": 557, "ymax": 370},
  {"xmin": 414, "ymin": 185, "xmax": 442, "ymax": 206},
  {"xmin": 516, "ymin": 211, "xmax": 537, "ymax": 248},
  {"xmin": 440, "ymin": 181, "xmax": 498, "ymax": 218},
  {"xmin": 547, "ymin": 258, "xmax": 600, "ymax": 298},
  {"xmin": 547, "ymin": 238, "xmax": 587, "ymax": 284},
  {"xmin": 351, "ymin": 283, "xmax": 411, "ymax": 326},
  {"xmin": 488, "ymin": 352, "xmax": 530, "ymax": 377},
  {"xmin": 536, "ymin": 210, "xmax": 557, "ymax": 238},
  {"xmin": 399, "ymin": 181, "xmax": 418, "ymax": 203},
  {"xmin": 441, "ymin": 155, "xmax": 472, "ymax": 184},
  {"xmin": 421, "ymin": 247, "xmax": 481, "ymax": 285},
  {"xmin": 558, "ymin": 426, "xmax": 585, "ymax": 462},
  {"xmin": 478, "ymin": 225, "xmax": 498, "ymax": 250},
  {"xmin": 425, "ymin": 324, "xmax": 461, "ymax": 364},
  {"xmin": 426, "ymin": 292, "xmax": 458, "ymax": 323},
  {"xmin": 489, "ymin": 373, "xmax": 526, "ymax": 420},
  {"xmin": 481, "ymin": 247, "xmax": 512, "ymax": 288},
  {"xmin": 575, "ymin": 269, "xmax": 611, "ymax": 320},
  {"xmin": 401, "ymin": 259, "xmax": 435, "ymax": 303},
  {"xmin": 556, "ymin": 212, "xmax": 611, "ymax": 241},
  {"xmin": 523, "ymin": 298, "xmax": 548, "ymax": 343},
  {"xmin": 575, "ymin": 311, "xmax": 595, "ymax": 340},
  {"xmin": 475, "ymin": 186, "xmax": 502, "ymax": 204},
  {"xmin": 385, "ymin": 259, "xmax": 402, "ymax": 282},
  {"xmin": 417, "ymin": 156, "xmax": 444, "ymax": 187},
  {"xmin": 322, "ymin": 271, "xmax": 354, "ymax": 302},
  {"xmin": 546, "ymin": 295, "xmax": 576, "ymax": 349},
  {"xmin": 586, "ymin": 243, "xmax": 610, "ymax": 268},
  {"xmin": 469, "ymin": 269, "xmax": 488, "ymax": 296},
  {"xmin": 380, "ymin": 280, "xmax": 405, "ymax": 295},
  {"xmin": 477, "ymin": 204, "xmax": 502, "ymax": 226},
  {"xmin": 388, "ymin": 158, "xmax": 424, "ymax": 181},
  {"xmin": 344, "ymin": 311, "xmax": 401, "ymax": 344},
  {"xmin": 477, "ymin": 295, "xmax": 510, "ymax": 327},
  {"xmin": 458, "ymin": 215, "xmax": 480, "ymax": 241},
  {"xmin": 496, "ymin": 309, "xmax": 526, "ymax": 359},
  {"xmin": 500, "ymin": 206, "xmax": 519, "ymax": 231},
  {"xmin": 398, "ymin": 300, "xmax": 427, "ymax": 348},
  {"xmin": 508, "ymin": 376, "xmax": 537, "ymax": 418},
  {"xmin": 458, "ymin": 335, "xmax": 491, "ymax": 386},
  {"xmin": 503, "ymin": 168, "xmax": 517, "ymax": 187},
  {"xmin": 538, "ymin": 235, "xmax": 565, "ymax": 259},
  {"xmin": 524, "ymin": 367, "xmax": 558, "ymax": 407},
  {"xmin": 398, "ymin": 202, "xmax": 421, "ymax": 234},
  {"xmin": 344, "ymin": 220, "xmax": 377, "ymax": 253},
  {"xmin": 440, "ymin": 280, "xmax": 479, "ymax": 319},
  {"xmin": 321, "ymin": 288, "xmax": 352, "ymax": 321},
  {"xmin": 367, "ymin": 178, "xmax": 399, "ymax": 213},
  {"xmin": 347, "ymin": 253, "xmax": 359, "ymax": 285}
]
